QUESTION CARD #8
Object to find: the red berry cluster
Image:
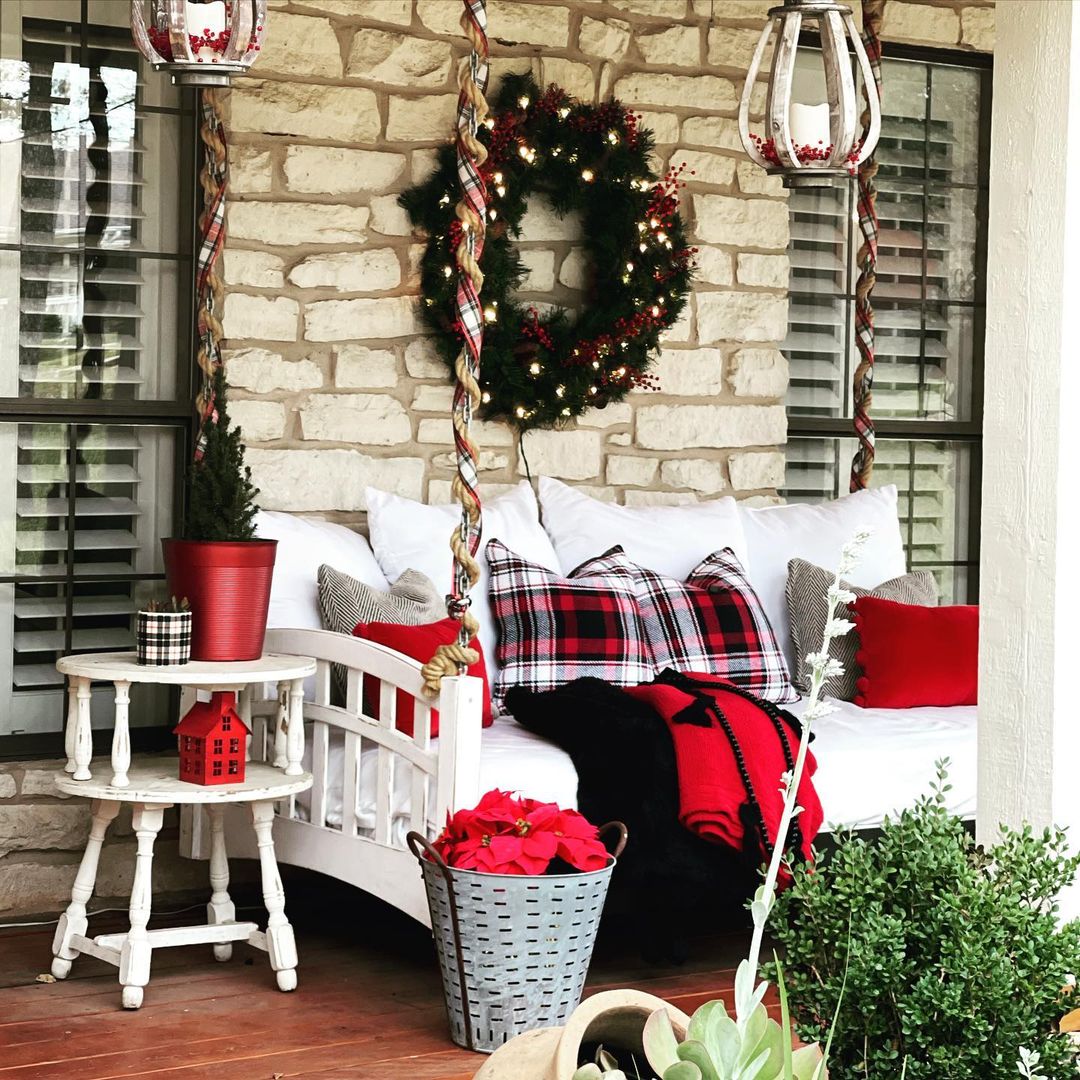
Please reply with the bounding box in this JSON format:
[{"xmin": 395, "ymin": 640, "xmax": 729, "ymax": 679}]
[
  {"xmin": 147, "ymin": 25, "xmax": 242, "ymax": 62},
  {"xmin": 534, "ymin": 85, "xmax": 571, "ymax": 118},
  {"xmin": 750, "ymin": 133, "xmax": 863, "ymax": 173},
  {"xmin": 521, "ymin": 308, "xmax": 555, "ymax": 351}
]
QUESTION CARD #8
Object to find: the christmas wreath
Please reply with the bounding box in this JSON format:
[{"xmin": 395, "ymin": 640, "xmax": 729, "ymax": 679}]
[{"xmin": 399, "ymin": 73, "xmax": 695, "ymax": 430}]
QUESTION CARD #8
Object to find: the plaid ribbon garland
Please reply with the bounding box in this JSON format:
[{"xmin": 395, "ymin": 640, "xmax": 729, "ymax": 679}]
[
  {"xmin": 449, "ymin": 0, "xmax": 489, "ymax": 623},
  {"xmin": 194, "ymin": 91, "xmax": 228, "ymax": 461},
  {"xmin": 850, "ymin": 0, "xmax": 884, "ymax": 492}
]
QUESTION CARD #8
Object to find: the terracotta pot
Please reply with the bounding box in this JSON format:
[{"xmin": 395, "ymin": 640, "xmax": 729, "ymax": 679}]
[
  {"xmin": 162, "ymin": 538, "xmax": 277, "ymax": 661},
  {"xmin": 473, "ymin": 989, "xmax": 691, "ymax": 1080}
]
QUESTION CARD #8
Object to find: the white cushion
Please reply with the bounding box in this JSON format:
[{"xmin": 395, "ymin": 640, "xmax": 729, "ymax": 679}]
[
  {"xmin": 738, "ymin": 486, "xmax": 907, "ymax": 670},
  {"xmin": 366, "ymin": 481, "xmax": 560, "ymax": 697},
  {"xmin": 538, "ymin": 476, "xmax": 749, "ymax": 578},
  {"xmin": 254, "ymin": 510, "xmax": 388, "ymax": 631}
]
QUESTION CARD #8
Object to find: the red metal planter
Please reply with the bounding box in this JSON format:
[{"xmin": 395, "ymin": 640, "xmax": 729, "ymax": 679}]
[{"xmin": 162, "ymin": 539, "xmax": 277, "ymax": 662}]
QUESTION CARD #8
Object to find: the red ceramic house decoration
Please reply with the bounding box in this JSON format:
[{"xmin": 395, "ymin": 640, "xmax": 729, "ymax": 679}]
[{"xmin": 173, "ymin": 691, "xmax": 250, "ymax": 785}]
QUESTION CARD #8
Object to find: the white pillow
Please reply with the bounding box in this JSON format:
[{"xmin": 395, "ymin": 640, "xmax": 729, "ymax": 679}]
[
  {"xmin": 538, "ymin": 476, "xmax": 749, "ymax": 578},
  {"xmin": 366, "ymin": 481, "xmax": 560, "ymax": 696},
  {"xmin": 739, "ymin": 485, "xmax": 907, "ymax": 672},
  {"xmin": 255, "ymin": 510, "xmax": 388, "ymax": 631}
]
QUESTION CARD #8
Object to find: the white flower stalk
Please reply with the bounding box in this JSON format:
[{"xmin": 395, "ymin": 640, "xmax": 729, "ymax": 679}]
[{"xmin": 738, "ymin": 529, "xmax": 871, "ymax": 1023}]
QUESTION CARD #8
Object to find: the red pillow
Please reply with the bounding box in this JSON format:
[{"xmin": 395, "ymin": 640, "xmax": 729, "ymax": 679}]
[
  {"xmin": 352, "ymin": 617, "xmax": 493, "ymax": 736},
  {"xmin": 852, "ymin": 596, "xmax": 978, "ymax": 708}
]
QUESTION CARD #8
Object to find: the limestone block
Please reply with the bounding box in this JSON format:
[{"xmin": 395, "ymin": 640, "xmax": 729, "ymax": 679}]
[
  {"xmin": 636, "ymin": 403, "xmax": 786, "ymax": 450},
  {"xmin": 224, "ymin": 249, "xmax": 285, "ymax": 289},
  {"xmin": 288, "ymin": 250, "xmax": 401, "ymax": 292},
  {"xmin": 434, "ymin": 450, "xmax": 509, "ymax": 472},
  {"xmin": 737, "ymin": 253, "xmax": 789, "ymax": 290},
  {"xmin": 679, "ymin": 149, "xmax": 737, "ymax": 188},
  {"xmin": 638, "ymin": 110, "xmax": 680, "ymax": 144},
  {"xmin": 695, "ymin": 246, "xmax": 734, "ymax": 285},
  {"xmin": 347, "ymin": 30, "xmax": 451, "ymax": 86},
  {"xmin": 416, "ymin": 0, "xmax": 462, "ymax": 34},
  {"xmin": 246, "ymin": 449, "xmax": 424, "ymax": 511},
  {"xmin": 518, "ymin": 203, "xmax": 582, "ymax": 243},
  {"xmin": 335, "ymin": 345, "xmax": 398, "ymax": 388},
  {"xmin": 417, "ymin": 418, "xmax": 516, "ymax": 447},
  {"xmin": 579, "ymin": 17, "xmax": 631, "ymax": 61},
  {"xmin": 387, "ymin": 94, "xmax": 459, "ymax": 141},
  {"xmin": 608, "ymin": 0, "xmax": 686, "ymax": 16},
  {"xmin": 728, "ymin": 347, "xmax": 789, "ymax": 398},
  {"xmin": 606, "ymin": 456, "xmax": 658, "ymax": 486},
  {"xmin": 962, "ymin": 6, "xmax": 994, "ymax": 52},
  {"xmin": 697, "ymin": 291, "xmax": 788, "ymax": 344},
  {"xmin": 231, "ymin": 82, "xmax": 379, "ymax": 143},
  {"xmin": 0, "ymin": 805, "xmax": 89, "ymax": 855},
  {"xmin": 706, "ymin": 26, "xmax": 762, "ymax": 70},
  {"xmin": 637, "ymin": 25, "xmax": 701, "ymax": 67},
  {"xmin": 661, "ymin": 300, "xmax": 694, "ymax": 343},
  {"xmin": 412, "ymin": 384, "xmax": 455, "ymax": 411},
  {"xmin": 300, "ymin": 393, "xmax": 410, "ymax": 444},
  {"xmin": 609, "ymin": 432, "xmax": 632, "ymax": 446},
  {"xmin": 296, "ymin": 0, "xmax": 406, "ymax": 20},
  {"xmin": 229, "ymin": 146, "xmax": 272, "ymax": 193},
  {"xmin": 283, "ymin": 146, "xmax": 406, "ymax": 194},
  {"xmin": 737, "ymin": 494, "xmax": 783, "ymax": 508},
  {"xmin": 542, "ymin": 58, "xmax": 596, "ymax": 102},
  {"xmin": 225, "ymin": 348, "xmax": 323, "ymax": 393},
  {"xmin": 661, "ymin": 458, "xmax": 728, "ymax": 494},
  {"xmin": 653, "ymin": 347, "xmax": 725, "ymax": 396},
  {"xmin": 254, "ymin": 11, "xmax": 343, "ymax": 78},
  {"xmin": 305, "ymin": 295, "xmax": 419, "ymax": 340},
  {"xmin": 233, "ymin": 399, "xmax": 287, "ymax": 442},
  {"xmin": 577, "ymin": 402, "xmax": 632, "ymax": 428},
  {"xmin": 520, "ymin": 249, "xmax": 556, "ymax": 292},
  {"xmin": 485, "ymin": 2, "xmax": 570, "ymax": 46},
  {"xmin": 886, "ymin": 2, "xmax": 960, "ymax": 46},
  {"xmin": 692, "ymin": 193, "xmax": 789, "ymax": 248},
  {"xmin": 729, "ymin": 450, "xmax": 785, "ymax": 491},
  {"xmin": 699, "ymin": 0, "xmax": 772, "ymax": 16},
  {"xmin": 614, "ymin": 73, "xmax": 737, "ymax": 112},
  {"xmin": 682, "ymin": 115, "xmax": 742, "ymax": 152},
  {"xmin": 517, "ymin": 429, "xmax": 601, "ymax": 480},
  {"xmin": 229, "ymin": 202, "xmax": 369, "ymax": 246},
  {"xmin": 736, "ymin": 161, "xmax": 787, "ymax": 197},
  {"xmin": 405, "ymin": 338, "xmax": 447, "ymax": 378},
  {"xmin": 0, "ymin": 774, "xmax": 16, "ymax": 798},
  {"xmin": 370, "ymin": 194, "xmax": 413, "ymax": 236},
  {"xmin": 623, "ymin": 490, "xmax": 695, "ymax": 507},
  {"xmin": 223, "ymin": 294, "xmax": 299, "ymax": 342},
  {"xmin": 412, "ymin": 148, "xmax": 440, "ymax": 184},
  {"xmin": 558, "ymin": 247, "xmax": 589, "ymax": 290}
]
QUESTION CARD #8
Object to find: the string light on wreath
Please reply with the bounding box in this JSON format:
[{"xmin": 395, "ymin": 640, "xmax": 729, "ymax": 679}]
[{"xmin": 400, "ymin": 73, "xmax": 696, "ymax": 431}]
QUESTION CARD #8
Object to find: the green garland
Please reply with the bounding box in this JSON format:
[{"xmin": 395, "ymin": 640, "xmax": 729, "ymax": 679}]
[{"xmin": 399, "ymin": 73, "xmax": 695, "ymax": 431}]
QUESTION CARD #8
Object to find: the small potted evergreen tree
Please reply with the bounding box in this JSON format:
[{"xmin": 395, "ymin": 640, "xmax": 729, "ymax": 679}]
[{"xmin": 162, "ymin": 367, "xmax": 277, "ymax": 661}]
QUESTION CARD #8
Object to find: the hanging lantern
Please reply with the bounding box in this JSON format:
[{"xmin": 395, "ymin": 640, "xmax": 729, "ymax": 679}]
[
  {"xmin": 130, "ymin": 0, "xmax": 267, "ymax": 87},
  {"xmin": 738, "ymin": 0, "xmax": 881, "ymax": 187}
]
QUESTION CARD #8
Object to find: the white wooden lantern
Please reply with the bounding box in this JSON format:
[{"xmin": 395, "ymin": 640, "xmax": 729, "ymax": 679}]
[
  {"xmin": 739, "ymin": 0, "xmax": 882, "ymax": 188},
  {"xmin": 130, "ymin": 0, "xmax": 267, "ymax": 87}
]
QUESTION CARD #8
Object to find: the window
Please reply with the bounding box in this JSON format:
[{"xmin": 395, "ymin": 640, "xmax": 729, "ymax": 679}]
[
  {"xmin": 0, "ymin": 2, "xmax": 194, "ymax": 751},
  {"xmin": 783, "ymin": 46, "xmax": 990, "ymax": 603},
  {"xmin": 222, "ymin": 714, "xmax": 231, "ymax": 731},
  {"xmin": 228, "ymin": 737, "xmax": 238, "ymax": 753},
  {"xmin": 212, "ymin": 738, "xmax": 222, "ymax": 754},
  {"xmin": 227, "ymin": 759, "xmax": 238, "ymax": 775},
  {"xmin": 212, "ymin": 760, "xmax": 222, "ymax": 777}
]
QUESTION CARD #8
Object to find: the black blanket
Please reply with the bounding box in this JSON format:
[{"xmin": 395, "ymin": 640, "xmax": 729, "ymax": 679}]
[{"xmin": 504, "ymin": 678, "xmax": 759, "ymax": 949}]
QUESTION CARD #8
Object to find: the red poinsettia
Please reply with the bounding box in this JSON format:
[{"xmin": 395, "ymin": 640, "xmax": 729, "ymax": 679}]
[{"xmin": 432, "ymin": 789, "xmax": 609, "ymax": 876}]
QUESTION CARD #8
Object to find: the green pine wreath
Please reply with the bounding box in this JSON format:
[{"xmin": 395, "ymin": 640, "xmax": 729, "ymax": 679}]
[{"xmin": 399, "ymin": 73, "xmax": 696, "ymax": 431}]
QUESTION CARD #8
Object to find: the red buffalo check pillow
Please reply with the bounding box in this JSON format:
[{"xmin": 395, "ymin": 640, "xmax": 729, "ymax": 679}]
[
  {"xmin": 486, "ymin": 539, "xmax": 655, "ymax": 708},
  {"xmin": 633, "ymin": 547, "xmax": 797, "ymax": 704}
]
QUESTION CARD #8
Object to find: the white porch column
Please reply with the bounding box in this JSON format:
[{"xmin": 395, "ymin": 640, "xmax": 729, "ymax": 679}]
[{"xmin": 980, "ymin": 0, "xmax": 1080, "ymax": 918}]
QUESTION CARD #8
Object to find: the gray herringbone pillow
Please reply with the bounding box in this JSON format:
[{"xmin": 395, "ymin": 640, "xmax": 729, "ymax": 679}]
[{"xmin": 786, "ymin": 558, "xmax": 938, "ymax": 700}]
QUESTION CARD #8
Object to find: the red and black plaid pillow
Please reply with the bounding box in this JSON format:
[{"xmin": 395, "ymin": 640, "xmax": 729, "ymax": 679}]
[
  {"xmin": 634, "ymin": 547, "xmax": 796, "ymax": 704},
  {"xmin": 486, "ymin": 540, "xmax": 655, "ymax": 708}
]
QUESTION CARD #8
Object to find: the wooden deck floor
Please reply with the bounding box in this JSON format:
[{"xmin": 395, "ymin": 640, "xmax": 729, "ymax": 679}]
[{"xmin": 0, "ymin": 869, "xmax": 750, "ymax": 1080}]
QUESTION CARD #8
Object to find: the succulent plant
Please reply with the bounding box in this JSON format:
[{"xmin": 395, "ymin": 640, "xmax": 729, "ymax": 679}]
[
  {"xmin": 572, "ymin": 1045, "xmax": 633, "ymax": 1080},
  {"xmin": 143, "ymin": 595, "xmax": 190, "ymax": 613}
]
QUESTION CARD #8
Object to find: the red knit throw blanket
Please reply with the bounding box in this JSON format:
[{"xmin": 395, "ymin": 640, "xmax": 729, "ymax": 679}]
[{"xmin": 624, "ymin": 671, "xmax": 823, "ymax": 875}]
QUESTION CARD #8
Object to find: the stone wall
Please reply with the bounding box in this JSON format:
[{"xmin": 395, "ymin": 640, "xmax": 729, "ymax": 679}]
[{"xmin": 0, "ymin": 0, "xmax": 993, "ymax": 917}]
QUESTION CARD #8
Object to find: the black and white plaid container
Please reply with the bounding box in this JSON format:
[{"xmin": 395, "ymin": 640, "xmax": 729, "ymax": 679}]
[{"xmin": 136, "ymin": 610, "xmax": 192, "ymax": 666}]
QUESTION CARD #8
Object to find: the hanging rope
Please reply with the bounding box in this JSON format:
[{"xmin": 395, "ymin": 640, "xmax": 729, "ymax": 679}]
[
  {"xmin": 194, "ymin": 87, "xmax": 228, "ymax": 460},
  {"xmin": 420, "ymin": 0, "xmax": 489, "ymax": 696},
  {"xmin": 849, "ymin": 0, "xmax": 884, "ymax": 492}
]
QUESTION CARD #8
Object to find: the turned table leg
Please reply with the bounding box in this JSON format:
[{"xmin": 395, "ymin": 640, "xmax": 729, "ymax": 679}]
[
  {"xmin": 285, "ymin": 678, "xmax": 305, "ymax": 777},
  {"xmin": 273, "ymin": 683, "xmax": 288, "ymax": 770},
  {"xmin": 110, "ymin": 680, "xmax": 131, "ymax": 788},
  {"xmin": 251, "ymin": 800, "xmax": 297, "ymax": 991},
  {"xmin": 51, "ymin": 799, "xmax": 121, "ymax": 979},
  {"xmin": 64, "ymin": 679, "xmax": 78, "ymax": 774},
  {"xmin": 205, "ymin": 804, "xmax": 235, "ymax": 962},
  {"xmin": 72, "ymin": 676, "xmax": 93, "ymax": 781},
  {"xmin": 119, "ymin": 802, "xmax": 167, "ymax": 1009}
]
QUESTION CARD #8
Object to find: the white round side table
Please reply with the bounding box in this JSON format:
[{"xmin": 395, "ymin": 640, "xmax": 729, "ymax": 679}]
[
  {"xmin": 50, "ymin": 757, "xmax": 313, "ymax": 1009},
  {"xmin": 56, "ymin": 652, "xmax": 317, "ymax": 788}
]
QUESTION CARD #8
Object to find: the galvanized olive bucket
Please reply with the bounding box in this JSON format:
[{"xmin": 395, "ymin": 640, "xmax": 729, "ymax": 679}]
[{"xmin": 407, "ymin": 822, "xmax": 627, "ymax": 1054}]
